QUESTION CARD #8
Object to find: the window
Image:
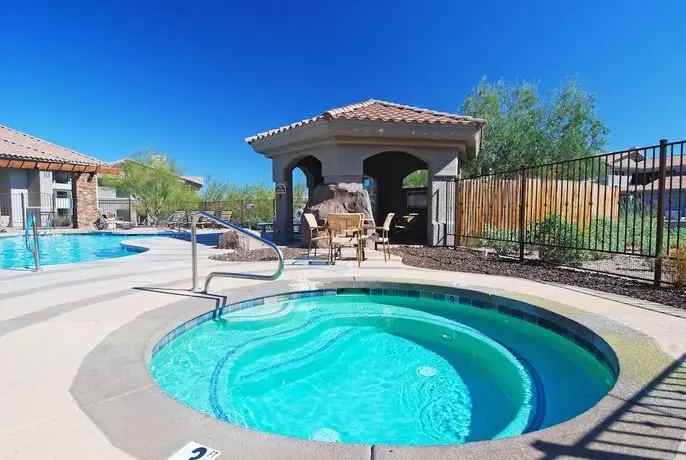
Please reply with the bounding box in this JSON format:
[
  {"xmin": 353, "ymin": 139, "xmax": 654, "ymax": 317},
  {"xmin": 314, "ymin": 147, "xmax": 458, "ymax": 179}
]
[
  {"xmin": 407, "ymin": 190, "xmax": 428, "ymax": 208},
  {"xmin": 55, "ymin": 190, "xmax": 69, "ymax": 199},
  {"xmin": 53, "ymin": 171, "xmax": 71, "ymax": 184}
]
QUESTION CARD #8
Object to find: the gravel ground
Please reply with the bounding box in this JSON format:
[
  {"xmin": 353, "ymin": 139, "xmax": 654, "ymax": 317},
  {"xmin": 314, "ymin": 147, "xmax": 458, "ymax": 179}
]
[
  {"xmin": 391, "ymin": 246, "xmax": 686, "ymax": 309},
  {"xmin": 211, "ymin": 247, "xmax": 309, "ymax": 262}
]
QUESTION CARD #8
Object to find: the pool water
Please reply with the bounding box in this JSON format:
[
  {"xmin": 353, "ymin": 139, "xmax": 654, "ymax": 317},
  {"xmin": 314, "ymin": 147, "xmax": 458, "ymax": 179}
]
[
  {"xmin": 150, "ymin": 294, "xmax": 615, "ymax": 446},
  {"xmin": 0, "ymin": 233, "xmax": 158, "ymax": 269}
]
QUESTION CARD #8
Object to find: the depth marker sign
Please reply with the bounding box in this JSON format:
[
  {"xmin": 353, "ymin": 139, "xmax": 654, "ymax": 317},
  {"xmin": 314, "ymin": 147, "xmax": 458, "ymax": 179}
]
[{"xmin": 167, "ymin": 441, "xmax": 221, "ymax": 460}]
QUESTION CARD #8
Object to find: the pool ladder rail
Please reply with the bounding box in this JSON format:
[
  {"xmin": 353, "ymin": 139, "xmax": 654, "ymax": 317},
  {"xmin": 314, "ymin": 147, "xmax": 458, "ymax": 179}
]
[
  {"xmin": 190, "ymin": 211, "xmax": 284, "ymax": 293},
  {"xmin": 23, "ymin": 210, "xmax": 41, "ymax": 271}
]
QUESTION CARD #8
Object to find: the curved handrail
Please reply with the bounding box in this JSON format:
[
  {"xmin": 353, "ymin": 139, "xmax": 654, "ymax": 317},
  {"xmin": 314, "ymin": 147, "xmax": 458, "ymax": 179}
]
[
  {"xmin": 24, "ymin": 212, "xmax": 34, "ymax": 251},
  {"xmin": 23, "ymin": 211, "xmax": 40, "ymax": 271},
  {"xmin": 191, "ymin": 211, "xmax": 284, "ymax": 293}
]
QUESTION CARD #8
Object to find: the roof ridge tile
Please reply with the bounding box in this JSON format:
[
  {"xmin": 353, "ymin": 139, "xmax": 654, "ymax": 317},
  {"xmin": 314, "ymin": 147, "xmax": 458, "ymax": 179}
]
[
  {"xmin": 246, "ymin": 99, "xmax": 485, "ymax": 144},
  {"xmin": 0, "ymin": 124, "xmax": 105, "ymax": 165}
]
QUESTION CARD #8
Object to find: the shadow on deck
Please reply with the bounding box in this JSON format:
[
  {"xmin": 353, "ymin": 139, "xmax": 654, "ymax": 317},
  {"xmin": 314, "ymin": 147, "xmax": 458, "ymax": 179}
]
[{"xmin": 533, "ymin": 353, "xmax": 686, "ymax": 459}]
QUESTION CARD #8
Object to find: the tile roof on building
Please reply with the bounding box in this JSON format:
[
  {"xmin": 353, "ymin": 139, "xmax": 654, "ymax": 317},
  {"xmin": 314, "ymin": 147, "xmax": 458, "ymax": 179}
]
[
  {"xmin": 641, "ymin": 155, "xmax": 684, "ymax": 170},
  {"xmin": 182, "ymin": 176, "xmax": 205, "ymax": 187},
  {"xmin": 245, "ymin": 99, "xmax": 485, "ymax": 143},
  {"xmin": 0, "ymin": 124, "xmax": 108, "ymax": 166},
  {"xmin": 622, "ymin": 175, "xmax": 686, "ymax": 192},
  {"xmin": 606, "ymin": 150, "xmax": 684, "ymax": 172}
]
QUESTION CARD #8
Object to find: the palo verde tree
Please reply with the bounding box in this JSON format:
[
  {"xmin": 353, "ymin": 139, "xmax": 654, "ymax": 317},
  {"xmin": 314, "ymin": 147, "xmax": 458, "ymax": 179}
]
[
  {"xmin": 461, "ymin": 77, "xmax": 609, "ymax": 177},
  {"xmin": 100, "ymin": 151, "xmax": 200, "ymax": 223},
  {"xmin": 402, "ymin": 170, "xmax": 428, "ymax": 188}
]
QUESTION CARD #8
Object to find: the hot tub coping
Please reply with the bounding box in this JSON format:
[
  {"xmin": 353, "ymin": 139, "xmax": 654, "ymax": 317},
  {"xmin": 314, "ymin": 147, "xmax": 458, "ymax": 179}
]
[{"xmin": 70, "ymin": 276, "xmax": 680, "ymax": 460}]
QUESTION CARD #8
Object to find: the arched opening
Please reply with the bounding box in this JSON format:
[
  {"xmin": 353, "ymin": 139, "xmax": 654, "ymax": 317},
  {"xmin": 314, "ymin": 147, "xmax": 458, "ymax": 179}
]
[
  {"xmin": 363, "ymin": 152, "xmax": 428, "ymax": 244},
  {"xmin": 288, "ymin": 155, "xmax": 322, "ymax": 238}
]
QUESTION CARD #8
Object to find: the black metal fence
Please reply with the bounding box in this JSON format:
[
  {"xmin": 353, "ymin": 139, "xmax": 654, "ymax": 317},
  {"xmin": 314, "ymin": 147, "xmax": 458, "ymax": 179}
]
[
  {"xmin": 97, "ymin": 198, "xmax": 136, "ymax": 223},
  {"xmin": 451, "ymin": 139, "xmax": 685, "ymax": 285},
  {"xmin": 0, "ymin": 192, "xmax": 72, "ymax": 228},
  {"xmin": 108, "ymin": 198, "xmax": 310, "ymax": 230}
]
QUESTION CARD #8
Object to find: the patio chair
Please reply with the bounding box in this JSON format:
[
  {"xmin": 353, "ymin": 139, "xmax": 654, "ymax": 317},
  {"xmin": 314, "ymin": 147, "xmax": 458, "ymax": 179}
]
[
  {"xmin": 220, "ymin": 210, "xmax": 232, "ymax": 222},
  {"xmin": 102, "ymin": 212, "xmax": 118, "ymax": 230},
  {"xmin": 370, "ymin": 213, "xmax": 395, "ymax": 262},
  {"xmin": 115, "ymin": 217, "xmax": 133, "ymax": 230},
  {"xmin": 0, "ymin": 215, "xmax": 9, "ymax": 233},
  {"xmin": 394, "ymin": 213, "xmax": 418, "ymax": 240},
  {"xmin": 164, "ymin": 211, "xmax": 185, "ymax": 229},
  {"xmin": 194, "ymin": 212, "xmax": 213, "ymax": 229},
  {"xmin": 303, "ymin": 213, "xmax": 329, "ymax": 259},
  {"xmin": 327, "ymin": 213, "xmax": 364, "ymax": 266}
]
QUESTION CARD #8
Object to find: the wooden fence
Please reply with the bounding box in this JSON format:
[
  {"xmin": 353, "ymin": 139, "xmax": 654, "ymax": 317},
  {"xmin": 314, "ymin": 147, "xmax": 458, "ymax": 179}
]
[{"xmin": 457, "ymin": 178, "xmax": 620, "ymax": 239}]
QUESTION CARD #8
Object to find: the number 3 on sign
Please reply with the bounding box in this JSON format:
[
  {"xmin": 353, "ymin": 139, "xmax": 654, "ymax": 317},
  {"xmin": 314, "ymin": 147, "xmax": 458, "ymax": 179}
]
[{"xmin": 167, "ymin": 441, "xmax": 221, "ymax": 460}]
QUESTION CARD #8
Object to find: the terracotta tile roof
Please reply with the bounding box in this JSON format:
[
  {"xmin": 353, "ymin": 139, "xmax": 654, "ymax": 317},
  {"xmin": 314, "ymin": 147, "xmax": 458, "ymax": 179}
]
[
  {"xmin": 657, "ymin": 175, "xmax": 686, "ymax": 190},
  {"xmin": 245, "ymin": 99, "xmax": 485, "ymax": 143},
  {"xmin": 0, "ymin": 124, "xmax": 107, "ymax": 166},
  {"xmin": 641, "ymin": 155, "xmax": 684, "ymax": 170},
  {"xmin": 182, "ymin": 176, "xmax": 205, "ymax": 187},
  {"xmin": 621, "ymin": 175, "xmax": 686, "ymax": 192}
]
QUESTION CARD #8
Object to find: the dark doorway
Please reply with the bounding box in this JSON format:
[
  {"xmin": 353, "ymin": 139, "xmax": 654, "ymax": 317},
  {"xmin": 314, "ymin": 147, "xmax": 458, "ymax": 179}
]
[{"xmin": 363, "ymin": 152, "xmax": 428, "ymax": 244}]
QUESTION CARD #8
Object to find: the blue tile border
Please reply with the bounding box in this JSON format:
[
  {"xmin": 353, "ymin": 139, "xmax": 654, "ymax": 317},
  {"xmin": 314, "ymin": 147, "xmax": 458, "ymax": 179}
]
[{"xmin": 150, "ymin": 283, "xmax": 619, "ymax": 379}]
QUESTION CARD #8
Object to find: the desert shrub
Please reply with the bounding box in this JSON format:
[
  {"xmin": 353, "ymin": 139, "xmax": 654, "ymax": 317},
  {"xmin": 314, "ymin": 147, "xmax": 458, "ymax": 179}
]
[
  {"xmin": 667, "ymin": 227, "xmax": 686, "ymax": 250},
  {"xmin": 618, "ymin": 209, "xmax": 660, "ymax": 254},
  {"xmin": 586, "ymin": 209, "xmax": 673, "ymax": 256},
  {"xmin": 480, "ymin": 226, "xmax": 519, "ymax": 255},
  {"xmin": 664, "ymin": 248, "xmax": 686, "ymax": 288},
  {"xmin": 585, "ymin": 217, "xmax": 623, "ymax": 253},
  {"xmin": 53, "ymin": 215, "xmax": 73, "ymax": 228},
  {"xmin": 532, "ymin": 214, "xmax": 588, "ymax": 266}
]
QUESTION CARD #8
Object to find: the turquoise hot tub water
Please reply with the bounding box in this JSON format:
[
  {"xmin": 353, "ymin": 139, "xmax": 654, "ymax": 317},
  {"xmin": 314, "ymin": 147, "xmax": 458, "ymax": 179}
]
[
  {"xmin": 150, "ymin": 293, "xmax": 616, "ymax": 446},
  {"xmin": 0, "ymin": 232, "xmax": 160, "ymax": 269}
]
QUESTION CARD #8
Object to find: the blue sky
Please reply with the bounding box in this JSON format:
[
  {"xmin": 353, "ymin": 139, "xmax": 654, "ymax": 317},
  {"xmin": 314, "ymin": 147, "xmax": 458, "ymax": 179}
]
[{"xmin": 1, "ymin": 1, "xmax": 684, "ymax": 186}]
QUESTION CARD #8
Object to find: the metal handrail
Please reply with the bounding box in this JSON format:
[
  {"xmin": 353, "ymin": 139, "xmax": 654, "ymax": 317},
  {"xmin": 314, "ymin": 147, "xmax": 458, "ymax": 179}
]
[
  {"xmin": 191, "ymin": 211, "xmax": 284, "ymax": 293},
  {"xmin": 23, "ymin": 211, "xmax": 40, "ymax": 271}
]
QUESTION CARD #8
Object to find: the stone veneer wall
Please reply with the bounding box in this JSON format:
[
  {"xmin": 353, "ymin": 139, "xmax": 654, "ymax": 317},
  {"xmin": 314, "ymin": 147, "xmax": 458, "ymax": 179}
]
[{"xmin": 72, "ymin": 172, "xmax": 99, "ymax": 228}]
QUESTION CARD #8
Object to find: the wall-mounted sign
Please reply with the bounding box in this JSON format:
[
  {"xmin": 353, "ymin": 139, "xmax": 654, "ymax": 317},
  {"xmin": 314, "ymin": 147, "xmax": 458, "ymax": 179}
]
[{"xmin": 275, "ymin": 183, "xmax": 287, "ymax": 196}]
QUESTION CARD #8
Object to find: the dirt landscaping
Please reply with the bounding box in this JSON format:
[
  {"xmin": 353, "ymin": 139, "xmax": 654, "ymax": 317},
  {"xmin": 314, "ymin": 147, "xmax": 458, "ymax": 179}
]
[
  {"xmin": 211, "ymin": 247, "xmax": 308, "ymax": 262},
  {"xmin": 391, "ymin": 246, "xmax": 686, "ymax": 310}
]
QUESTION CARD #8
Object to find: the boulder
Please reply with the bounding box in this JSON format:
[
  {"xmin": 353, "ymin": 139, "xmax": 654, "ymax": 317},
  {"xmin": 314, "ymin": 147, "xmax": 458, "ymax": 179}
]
[
  {"xmin": 300, "ymin": 183, "xmax": 374, "ymax": 249},
  {"xmin": 218, "ymin": 228, "xmax": 266, "ymax": 251},
  {"xmin": 218, "ymin": 230, "xmax": 241, "ymax": 250}
]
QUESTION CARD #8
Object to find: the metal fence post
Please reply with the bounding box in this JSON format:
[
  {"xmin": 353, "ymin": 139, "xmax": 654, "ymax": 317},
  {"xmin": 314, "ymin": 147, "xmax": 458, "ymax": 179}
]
[
  {"xmin": 21, "ymin": 194, "xmax": 26, "ymax": 230},
  {"xmin": 52, "ymin": 193, "xmax": 57, "ymax": 228},
  {"xmin": 454, "ymin": 177, "xmax": 461, "ymax": 250},
  {"xmin": 519, "ymin": 168, "xmax": 527, "ymax": 262},
  {"xmin": 654, "ymin": 139, "xmax": 668, "ymax": 286}
]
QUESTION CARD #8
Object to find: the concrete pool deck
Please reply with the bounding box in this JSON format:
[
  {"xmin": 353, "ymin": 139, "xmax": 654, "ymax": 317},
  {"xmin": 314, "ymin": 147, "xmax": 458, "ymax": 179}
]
[{"xmin": 0, "ymin": 234, "xmax": 685, "ymax": 459}]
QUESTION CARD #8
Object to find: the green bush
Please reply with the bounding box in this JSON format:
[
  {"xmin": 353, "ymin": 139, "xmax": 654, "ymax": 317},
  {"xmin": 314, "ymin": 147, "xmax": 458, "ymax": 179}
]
[
  {"xmin": 53, "ymin": 215, "xmax": 73, "ymax": 228},
  {"xmin": 668, "ymin": 227, "xmax": 686, "ymax": 250},
  {"xmin": 480, "ymin": 226, "xmax": 519, "ymax": 255},
  {"xmin": 532, "ymin": 214, "xmax": 588, "ymax": 266},
  {"xmin": 585, "ymin": 217, "xmax": 626, "ymax": 253}
]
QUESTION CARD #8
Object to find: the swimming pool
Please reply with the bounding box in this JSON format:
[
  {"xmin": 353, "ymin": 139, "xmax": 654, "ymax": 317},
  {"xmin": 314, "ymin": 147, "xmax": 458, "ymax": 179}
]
[
  {"xmin": 0, "ymin": 232, "xmax": 163, "ymax": 269},
  {"xmin": 150, "ymin": 287, "xmax": 617, "ymax": 446}
]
